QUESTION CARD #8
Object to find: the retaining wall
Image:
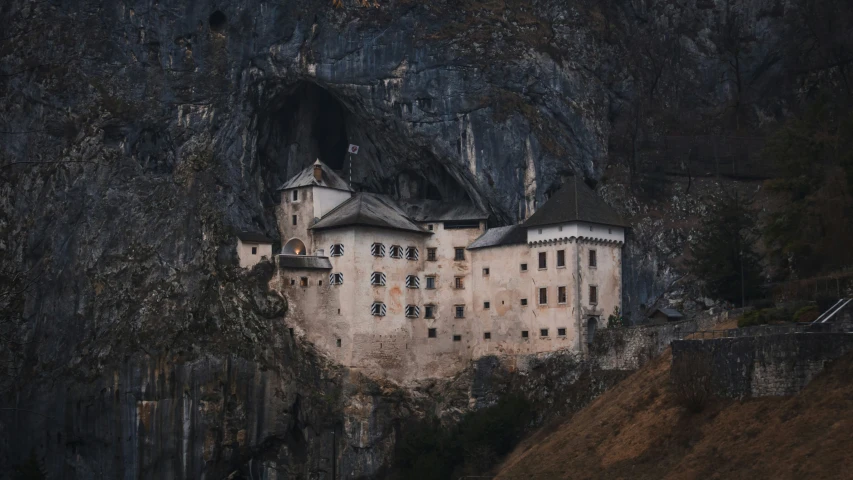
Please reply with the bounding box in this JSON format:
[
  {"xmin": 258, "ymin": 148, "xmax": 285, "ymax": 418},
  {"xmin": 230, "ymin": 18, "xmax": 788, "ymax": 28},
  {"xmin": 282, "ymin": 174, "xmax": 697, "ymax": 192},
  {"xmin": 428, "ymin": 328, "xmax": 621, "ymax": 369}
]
[{"xmin": 672, "ymin": 333, "xmax": 853, "ymax": 398}]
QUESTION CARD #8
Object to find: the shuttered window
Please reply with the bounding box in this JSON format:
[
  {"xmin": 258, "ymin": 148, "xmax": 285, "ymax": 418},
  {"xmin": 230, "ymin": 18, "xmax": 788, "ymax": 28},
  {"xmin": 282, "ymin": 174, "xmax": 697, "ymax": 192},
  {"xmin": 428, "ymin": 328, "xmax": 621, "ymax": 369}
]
[
  {"xmin": 329, "ymin": 244, "xmax": 344, "ymax": 257},
  {"xmin": 405, "ymin": 305, "xmax": 420, "ymax": 318},
  {"xmin": 406, "ymin": 275, "xmax": 420, "ymax": 289},
  {"xmin": 406, "ymin": 246, "xmax": 419, "ymax": 261},
  {"xmin": 389, "ymin": 245, "xmax": 403, "ymax": 258},
  {"xmin": 370, "ymin": 272, "xmax": 386, "ymax": 286},
  {"xmin": 371, "ymin": 243, "xmax": 385, "ymax": 257},
  {"xmin": 371, "ymin": 302, "xmax": 387, "ymax": 316},
  {"xmin": 329, "ymin": 273, "xmax": 344, "ymax": 285}
]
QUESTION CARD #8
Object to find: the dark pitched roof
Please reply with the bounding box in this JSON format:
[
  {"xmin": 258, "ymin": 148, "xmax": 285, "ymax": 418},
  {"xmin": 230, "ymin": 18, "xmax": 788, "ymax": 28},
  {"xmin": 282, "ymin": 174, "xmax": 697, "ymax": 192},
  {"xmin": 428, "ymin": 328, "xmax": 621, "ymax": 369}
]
[
  {"xmin": 397, "ymin": 199, "xmax": 488, "ymax": 222},
  {"xmin": 310, "ymin": 193, "xmax": 429, "ymax": 234},
  {"xmin": 237, "ymin": 231, "xmax": 274, "ymax": 243},
  {"xmin": 522, "ymin": 176, "xmax": 627, "ymax": 228},
  {"xmin": 277, "ymin": 159, "xmax": 352, "ymax": 192},
  {"xmin": 650, "ymin": 308, "xmax": 684, "ymax": 319},
  {"xmin": 467, "ymin": 225, "xmax": 527, "ymax": 250},
  {"xmin": 277, "ymin": 255, "xmax": 333, "ymax": 270}
]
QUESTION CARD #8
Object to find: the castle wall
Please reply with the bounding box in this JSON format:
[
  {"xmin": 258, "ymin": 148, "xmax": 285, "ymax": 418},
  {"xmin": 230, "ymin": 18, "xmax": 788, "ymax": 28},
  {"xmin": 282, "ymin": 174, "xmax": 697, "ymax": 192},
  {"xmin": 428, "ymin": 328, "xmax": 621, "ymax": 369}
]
[
  {"xmin": 237, "ymin": 239, "xmax": 273, "ymax": 268},
  {"xmin": 278, "ymin": 187, "xmax": 317, "ymax": 253},
  {"xmin": 527, "ymin": 221, "xmax": 625, "ymax": 244}
]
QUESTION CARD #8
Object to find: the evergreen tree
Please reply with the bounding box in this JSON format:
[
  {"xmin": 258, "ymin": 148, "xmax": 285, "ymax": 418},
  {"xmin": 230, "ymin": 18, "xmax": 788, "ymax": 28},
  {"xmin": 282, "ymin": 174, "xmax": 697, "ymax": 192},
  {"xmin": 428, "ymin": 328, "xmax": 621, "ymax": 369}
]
[{"xmin": 690, "ymin": 191, "xmax": 764, "ymax": 306}]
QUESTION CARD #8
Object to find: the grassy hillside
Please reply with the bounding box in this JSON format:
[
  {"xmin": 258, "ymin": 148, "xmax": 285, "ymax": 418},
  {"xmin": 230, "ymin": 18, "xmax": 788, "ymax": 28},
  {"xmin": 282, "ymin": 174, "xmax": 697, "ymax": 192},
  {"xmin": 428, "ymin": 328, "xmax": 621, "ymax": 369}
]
[{"xmin": 495, "ymin": 341, "xmax": 853, "ymax": 478}]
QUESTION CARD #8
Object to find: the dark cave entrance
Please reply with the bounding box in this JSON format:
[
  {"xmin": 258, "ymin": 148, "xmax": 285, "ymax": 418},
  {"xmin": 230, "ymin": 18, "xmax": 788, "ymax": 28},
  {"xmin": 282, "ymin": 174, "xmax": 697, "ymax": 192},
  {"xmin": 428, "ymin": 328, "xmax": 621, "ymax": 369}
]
[{"xmin": 312, "ymin": 88, "xmax": 349, "ymax": 170}]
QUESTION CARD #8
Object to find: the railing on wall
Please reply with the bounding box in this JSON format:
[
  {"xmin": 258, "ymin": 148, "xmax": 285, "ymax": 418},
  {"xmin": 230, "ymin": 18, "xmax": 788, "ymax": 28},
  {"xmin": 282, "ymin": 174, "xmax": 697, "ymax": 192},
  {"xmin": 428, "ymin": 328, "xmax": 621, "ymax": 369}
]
[{"xmin": 688, "ymin": 322, "xmax": 853, "ymax": 340}]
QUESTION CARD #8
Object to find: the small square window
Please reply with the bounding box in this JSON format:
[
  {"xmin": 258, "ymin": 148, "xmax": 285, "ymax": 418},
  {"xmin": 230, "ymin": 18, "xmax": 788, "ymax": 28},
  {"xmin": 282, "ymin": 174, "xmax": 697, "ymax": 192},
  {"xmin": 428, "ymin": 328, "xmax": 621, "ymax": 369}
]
[
  {"xmin": 540, "ymin": 328, "xmax": 549, "ymax": 337},
  {"xmin": 483, "ymin": 267, "xmax": 490, "ymax": 276},
  {"xmin": 454, "ymin": 277, "xmax": 464, "ymax": 289},
  {"xmin": 299, "ymin": 277, "xmax": 308, "ymax": 287},
  {"xmin": 406, "ymin": 275, "xmax": 420, "ymax": 289},
  {"xmin": 406, "ymin": 246, "xmax": 419, "ymax": 261},
  {"xmin": 330, "ymin": 273, "xmax": 344, "ymax": 285},
  {"xmin": 558, "ymin": 286, "xmax": 567, "ymax": 304},
  {"xmin": 371, "ymin": 243, "xmax": 386, "ymax": 257},
  {"xmin": 455, "ymin": 305, "xmax": 465, "ymax": 318},
  {"xmin": 557, "ymin": 250, "xmax": 565, "ymax": 267},
  {"xmin": 426, "ymin": 276, "xmax": 436, "ymax": 289},
  {"xmin": 428, "ymin": 224, "xmax": 434, "ymax": 231},
  {"xmin": 318, "ymin": 280, "xmax": 323, "ymax": 286},
  {"xmin": 371, "ymin": 272, "xmax": 387, "ymax": 286},
  {"xmin": 425, "ymin": 305, "xmax": 435, "ymax": 318},
  {"xmin": 538, "ymin": 252, "xmax": 547, "ymax": 269},
  {"xmin": 483, "ymin": 301, "xmax": 490, "ymax": 309},
  {"xmin": 336, "ymin": 338, "xmax": 341, "ymax": 348},
  {"xmin": 539, "ymin": 287, "xmax": 548, "ymax": 305},
  {"xmin": 251, "ymin": 246, "xmax": 257, "ymax": 255},
  {"xmin": 428, "ymin": 328, "xmax": 437, "ymax": 338},
  {"xmin": 330, "ymin": 244, "xmax": 344, "ymax": 256},
  {"xmin": 405, "ymin": 305, "xmax": 421, "ymax": 318},
  {"xmin": 521, "ymin": 330, "xmax": 529, "ymax": 338},
  {"xmin": 484, "ymin": 332, "xmax": 491, "ymax": 340},
  {"xmin": 454, "ymin": 248, "xmax": 465, "ymax": 261},
  {"xmin": 558, "ymin": 328, "xmax": 567, "ymax": 336},
  {"xmin": 453, "ymin": 335, "xmax": 462, "ymax": 342},
  {"xmin": 520, "ymin": 263, "xmax": 528, "ymax": 272},
  {"xmin": 290, "ymin": 279, "xmax": 295, "ymax": 286},
  {"xmin": 427, "ymin": 248, "xmax": 437, "ymax": 261},
  {"xmin": 390, "ymin": 245, "xmax": 403, "ymax": 259},
  {"xmin": 521, "ymin": 298, "xmax": 528, "ymax": 306},
  {"xmin": 292, "ymin": 215, "xmax": 297, "ymax": 226}
]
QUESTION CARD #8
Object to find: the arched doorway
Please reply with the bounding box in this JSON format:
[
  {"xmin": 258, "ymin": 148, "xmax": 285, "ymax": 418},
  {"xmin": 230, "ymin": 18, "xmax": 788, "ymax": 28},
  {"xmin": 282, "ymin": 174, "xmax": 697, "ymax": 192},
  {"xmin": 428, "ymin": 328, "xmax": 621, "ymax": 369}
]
[
  {"xmin": 282, "ymin": 238, "xmax": 307, "ymax": 255},
  {"xmin": 587, "ymin": 317, "xmax": 598, "ymax": 345}
]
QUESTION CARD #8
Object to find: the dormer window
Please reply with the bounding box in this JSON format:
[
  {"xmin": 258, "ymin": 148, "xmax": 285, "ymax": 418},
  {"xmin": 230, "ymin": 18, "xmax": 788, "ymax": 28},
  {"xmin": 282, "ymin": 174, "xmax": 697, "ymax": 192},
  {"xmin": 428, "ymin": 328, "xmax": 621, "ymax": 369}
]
[
  {"xmin": 389, "ymin": 245, "xmax": 403, "ymax": 259},
  {"xmin": 405, "ymin": 246, "xmax": 419, "ymax": 261},
  {"xmin": 405, "ymin": 305, "xmax": 420, "ymax": 318},
  {"xmin": 371, "ymin": 243, "xmax": 385, "ymax": 257},
  {"xmin": 406, "ymin": 275, "xmax": 420, "ymax": 289},
  {"xmin": 329, "ymin": 273, "xmax": 344, "ymax": 285},
  {"xmin": 329, "ymin": 244, "xmax": 344, "ymax": 257},
  {"xmin": 370, "ymin": 272, "xmax": 386, "ymax": 286},
  {"xmin": 371, "ymin": 302, "xmax": 387, "ymax": 316}
]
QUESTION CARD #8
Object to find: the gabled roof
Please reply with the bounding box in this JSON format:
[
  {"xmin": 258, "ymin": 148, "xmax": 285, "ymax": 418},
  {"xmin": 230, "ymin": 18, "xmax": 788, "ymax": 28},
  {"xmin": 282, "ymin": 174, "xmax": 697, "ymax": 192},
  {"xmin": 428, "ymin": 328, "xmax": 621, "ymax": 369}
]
[
  {"xmin": 651, "ymin": 308, "xmax": 684, "ymax": 319},
  {"xmin": 467, "ymin": 225, "xmax": 527, "ymax": 250},
  {"xmin": 522, "ymin": 176, "xmax": 627, "ymax": 228},
  {"xmin": 310, "ymin": 193, "xmax": 429, "ymax": 234},
  {"xmin": 277, "ymin": 159, "xmax": 352, "ymax": 192},
  {"xmin": 397, "ymin": 199, "xmax": 488, "ymax": 222},
  {"xmin": 277, "ymin": 255, "xmax": 333, "ymax": 270},
  {"xmin": 237, "ymin": 231, "xmax": 274, "ymax": 243}
]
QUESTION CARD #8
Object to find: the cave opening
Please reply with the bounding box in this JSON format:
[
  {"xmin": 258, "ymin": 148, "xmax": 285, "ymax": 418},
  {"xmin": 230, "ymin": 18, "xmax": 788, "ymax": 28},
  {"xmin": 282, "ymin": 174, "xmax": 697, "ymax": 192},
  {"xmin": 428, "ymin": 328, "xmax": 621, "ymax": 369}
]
[{"xmin": 209, "ymin": 11, "xmax": 227, "ymax": 31}]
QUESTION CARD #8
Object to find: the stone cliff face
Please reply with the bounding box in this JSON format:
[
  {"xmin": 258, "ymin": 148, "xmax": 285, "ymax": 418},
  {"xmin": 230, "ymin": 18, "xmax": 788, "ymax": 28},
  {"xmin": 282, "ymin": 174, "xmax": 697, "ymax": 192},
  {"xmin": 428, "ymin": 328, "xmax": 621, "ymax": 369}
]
[{"xmin": 1, "ymin": 0, "xmax": 849, "ymax": 477}]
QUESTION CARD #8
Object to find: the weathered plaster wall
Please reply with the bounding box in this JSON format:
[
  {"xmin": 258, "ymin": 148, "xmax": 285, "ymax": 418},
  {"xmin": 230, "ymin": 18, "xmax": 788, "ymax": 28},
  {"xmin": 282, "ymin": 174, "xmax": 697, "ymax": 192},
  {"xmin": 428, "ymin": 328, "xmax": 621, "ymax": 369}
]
[
  {"xmin": 236, "ymin": 238, "xmax": 273, "ymax": 268},
  {"xmin": 278, "ymin": 187, "xmax": 317, "ymax": 253},
  {"xmin": 672, "ymin": 332, "xmax": 853, "ymax": 398},
  {"xmin": 312, "ymin": 186, "xmax": 352, "ymax": 221}
]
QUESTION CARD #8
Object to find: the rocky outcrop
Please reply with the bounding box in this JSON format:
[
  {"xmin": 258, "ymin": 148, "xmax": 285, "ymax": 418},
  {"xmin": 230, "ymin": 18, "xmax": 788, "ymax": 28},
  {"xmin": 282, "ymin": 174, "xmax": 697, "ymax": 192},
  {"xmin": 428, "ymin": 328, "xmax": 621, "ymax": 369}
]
[{"xmin": 2, "ymin": 0, "xmax": 851, "ymax": 477}]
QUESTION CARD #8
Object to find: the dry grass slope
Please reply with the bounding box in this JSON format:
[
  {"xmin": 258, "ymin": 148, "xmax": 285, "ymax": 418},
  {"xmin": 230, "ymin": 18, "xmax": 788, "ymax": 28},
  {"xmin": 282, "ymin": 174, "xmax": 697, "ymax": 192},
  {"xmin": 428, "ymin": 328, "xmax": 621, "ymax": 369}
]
[{"xmin": 496, "ymin": 338, "xmax": 853, "ymax": 479}]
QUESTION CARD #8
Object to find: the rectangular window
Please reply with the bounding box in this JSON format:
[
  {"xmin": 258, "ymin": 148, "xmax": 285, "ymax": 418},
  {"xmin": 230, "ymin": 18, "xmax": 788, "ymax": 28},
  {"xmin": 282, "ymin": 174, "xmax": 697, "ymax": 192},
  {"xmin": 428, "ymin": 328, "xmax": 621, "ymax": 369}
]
[
  {"xmin": 425, "ymin": 305, "xmax": 435, "ymax": 318},
  {"xmin": 484, "ymin": 332, "xmax": 491, "ymax": 340},
  {"xmin": 370, "ymin": 272, "xmax": 387, "ymax": 286},
  {"xmin": 336, "ymin": 338, "xmax": 342, "ymax": 348},
  {"xmin": 427, "ymin": 248, "xmax": 437, "ymax": 261},
  {"xmin": 521, "ymin": 298, "xmax": 528, "ymax": 306},
  {"xmin": 329, "ymin": 244, "xmax": 344, "ymax": 257},
  {"xmin": 521, "ymin": 330, "xmax": 529, "ymax": 338},
  {"xmin": 538, "ymin": 252, "xmax": 547, "ymax": 269},
  {"xmin": 299, "ymin": 277, "xmax": 308, "ymax": 287},
  {"xmin": 428, "ymin": 224, "xmax": 434, "ymax": 231},
  {"xmin": 454, "ymin": 277, "xmax": 464, "ymax": 289},
  {"xmin": 371, "ymin": 243, "xmax": 385, "ymax": 257},
  {"xmin": 558, "ymin": 286, "xmax": 567, "ymax": 304},
  {"xmin": 426, "ymin": 276, "xmax": 436, "ymax": 289},
  {"xmin": 389, "ymin": 245, "xmax": 403, "ymax": 258},
  {"xmin": 329, "ymin": 273, "xmax": 344, "ymax": 285},
  {"xmin": 589, "ymin": 250, "xmax": 597, "ymax": 268},
  {"xmin": 292, "ymin": 215, "xmax": 297, "ymax": 226},
  {"xmin": 290, "ymin": 279, "xmax": 296, "ymax": 286},
  {"xmin": 520, "ymin": 263, "xmax": 528, "ymax": 272},
  {"xmin": 292, "ymin": 190, "xmax": 298, "ymax": 201},
  {"xmin": 318, "ymin": 280, "xmax": 323, "ymax": 286},
  {"xmin": 406, "ymin": 246, "xmax": 419, "ymax": 261},
  {"xmin": 406, "ymin": 275, "xmax": 420, "ymax": 289},
  {"xmin": 371, "ymin": 302, "xmax": 387, "ymax": 316},
  {"xmin": 589, "ymin": 285, "xmax": 598, "ymax": 305},
  {"xmin": 405, "ymin": 305, "xmax": 420, "ymax": 318},
  {"xmin": 540, "ymin": 328, "xmax": 549, "ymax": 337},
  {"xmin": 558, "ymin": 328, "xmax": 567, "ymax": 336},
  {"xmin": 557, "ymin": 250, "xmax": 565, "ymax": 267},
  {"xmin": 251, "ymin": 246, "xmax": 257, "ymax": 255},
  {"xmin": 453, "ymin": 334, "xmax": 462, "ymax": 342},
  {"xmin": 482, "ymin": 267, "xmax": 490, "ymax": 276},
  {"xmin": 483, "ymin": 301, "xmax": 490, "ymax": 309},
  {"xmin": 539, "ymin": 287, "xmax": 547, "ymax": 305},
  {"xmin": 455, "ymin": 305, "xmax": 465, "ymax": 318},
  {"xmin": 454, "ymin": 248, "xmax": 465, "ymax": 261},
  {"xmin": 428, "ymin": 328, "xmax": 437, "ymax": 338}
]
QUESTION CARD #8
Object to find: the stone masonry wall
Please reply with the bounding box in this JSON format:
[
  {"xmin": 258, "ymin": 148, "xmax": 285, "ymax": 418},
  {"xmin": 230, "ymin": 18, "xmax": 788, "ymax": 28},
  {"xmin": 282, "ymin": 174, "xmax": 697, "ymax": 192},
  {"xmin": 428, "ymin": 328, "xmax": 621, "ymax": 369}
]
[{"xmin": 672, "ymin": 333, "xmax": 853, "ymax": 398}]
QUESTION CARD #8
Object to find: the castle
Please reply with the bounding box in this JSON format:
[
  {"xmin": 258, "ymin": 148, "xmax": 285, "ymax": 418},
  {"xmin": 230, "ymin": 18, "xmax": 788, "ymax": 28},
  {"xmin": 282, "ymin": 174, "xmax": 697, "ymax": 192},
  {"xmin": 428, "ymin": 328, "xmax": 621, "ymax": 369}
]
[{"xmin": 241, "ymin": 160, "xmax": 627, "ymax": 382}]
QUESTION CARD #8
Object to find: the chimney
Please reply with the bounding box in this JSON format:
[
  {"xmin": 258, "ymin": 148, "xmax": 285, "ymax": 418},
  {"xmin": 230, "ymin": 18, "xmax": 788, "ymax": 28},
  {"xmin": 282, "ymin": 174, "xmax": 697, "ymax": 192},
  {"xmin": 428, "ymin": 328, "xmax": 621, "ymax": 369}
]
[{"xmin": 313, "ymin": 160, "xmax": 323, "ymax": 182}]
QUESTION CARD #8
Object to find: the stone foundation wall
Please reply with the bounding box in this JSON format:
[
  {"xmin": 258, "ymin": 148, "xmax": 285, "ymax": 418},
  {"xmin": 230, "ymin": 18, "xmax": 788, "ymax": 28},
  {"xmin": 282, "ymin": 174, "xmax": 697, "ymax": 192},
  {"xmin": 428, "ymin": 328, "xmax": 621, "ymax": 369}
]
[{"xmin": 672, "ymin": 333, "xmax": 853, "ymax": 398}]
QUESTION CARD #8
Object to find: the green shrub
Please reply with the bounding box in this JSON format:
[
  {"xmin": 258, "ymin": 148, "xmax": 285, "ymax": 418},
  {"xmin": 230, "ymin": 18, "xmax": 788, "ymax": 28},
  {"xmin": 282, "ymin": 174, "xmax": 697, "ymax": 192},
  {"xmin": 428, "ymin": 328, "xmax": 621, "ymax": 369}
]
[
  {"xmin": 792, "ymin": 305, "xmax": 819, "ymax": 323},
  {"xmin": 737, "ymin": 308, "xmax": 790, "ymax": 327}
]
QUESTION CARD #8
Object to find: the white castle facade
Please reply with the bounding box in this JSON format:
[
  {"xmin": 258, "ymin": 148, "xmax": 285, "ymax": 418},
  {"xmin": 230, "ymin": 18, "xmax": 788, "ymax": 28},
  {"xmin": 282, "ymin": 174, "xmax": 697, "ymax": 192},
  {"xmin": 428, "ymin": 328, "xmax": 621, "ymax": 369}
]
[{"xmin": 242, "ymin": 160, "xmax": 627, "ymax": 382}]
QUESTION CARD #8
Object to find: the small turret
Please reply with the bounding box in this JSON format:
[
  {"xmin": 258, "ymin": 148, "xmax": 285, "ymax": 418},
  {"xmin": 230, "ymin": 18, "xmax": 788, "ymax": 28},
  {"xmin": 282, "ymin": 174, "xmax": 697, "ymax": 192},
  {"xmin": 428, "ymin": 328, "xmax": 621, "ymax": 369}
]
[{"xmin": 313, "ymin": 159, "xmax": 323, "ymax": 182}]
